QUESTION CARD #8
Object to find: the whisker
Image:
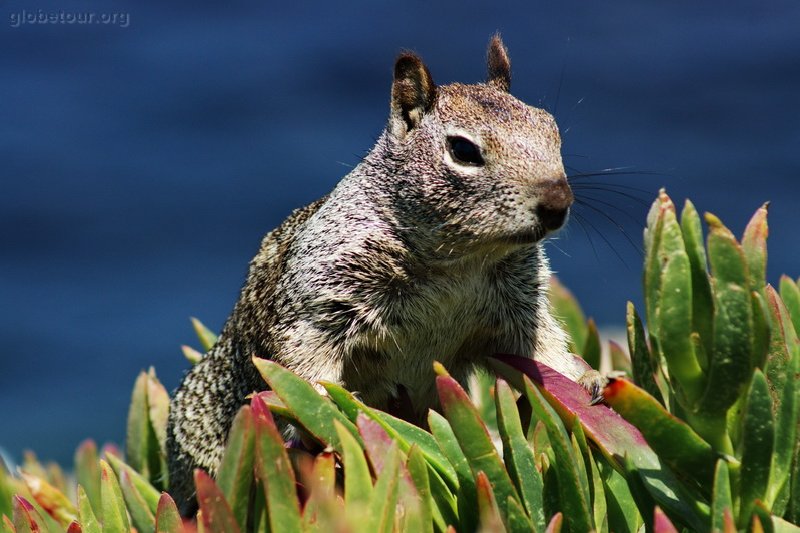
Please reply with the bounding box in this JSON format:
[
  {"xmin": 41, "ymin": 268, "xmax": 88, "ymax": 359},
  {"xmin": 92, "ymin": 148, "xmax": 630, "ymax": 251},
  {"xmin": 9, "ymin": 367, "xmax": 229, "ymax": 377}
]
[
  {"xmin": 573, "ymin": 200, "xmax": 642, "ymax": 257},
  {"xmin": 570, "ymin": 212, "xmax": 601, "ymax": 264}
]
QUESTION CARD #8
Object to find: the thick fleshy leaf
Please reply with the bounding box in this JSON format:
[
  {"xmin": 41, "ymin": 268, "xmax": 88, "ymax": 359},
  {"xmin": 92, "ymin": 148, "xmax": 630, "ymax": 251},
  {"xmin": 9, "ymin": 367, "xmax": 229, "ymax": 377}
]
[
  {"xmin": 322, "ymin": 381, "xmax": 458, "ymax": 489},
  {"xmin": 698, "ymin": 212, "xmax": 754, "ymax": 415},
  {"xmin": 609, "ymin": 340, "xmax": 631, "ymax": 374},
  {"xmin": 544, "ymin": 512, "xmax": 563, "ymax": 533},
  {"xmin": 154, "ymin": 493, "xmax": 183, "ymax": 533},
  {"xmin": 126, "ymin": 369, "xmax": 169, "ymax": 489},
  {"xmin": 215, "ymin": 406, "xmax": 255, "ymax": 530},
  {"xmin": 680, "ymin": 199, "xmax": 714, "ymax": 366},
  {"xmin": 251, "ymin": 394, "xmax": 301, "ymax": 533},
  {"xmin": 190, "ymin": 317, "xmax": 218, "ymax": 351},
  {"xmin": 711, "ymin": 460, "xmax": 732, "ymax": 533},
  {"xmin": 490, "ymin": 354, "xmax": 709, "ymax": 531},
  {"xmin": 366, "ymin": 442, "xmax": 401, "ymax": 533},
  {"xmin": 741, "ymin": 202, "xmax": 769, "ymax": 294},
  {"xmin": 764, "ymin": 285, "xmax": 800, "ymax": 511},
  {"xmin": 600, "ymin": 377, "xmax": 718, "ymax": 486},
  {"xmin": 118, "ymin": 469, "xmax": 155, "ymax": 533},
  {"xmin": 495, "ymin": 379, "xmax": 546, "ymax": 530},
  {"xmin": 627, "ymin": 302, "xmax": 664, "ymax": 405},
  {"xmin": 19, "ymin": 470, "xmax": 77, "ymax": 527},
  {"xmin": 252, "ymin": 357, "xmax": 359, "ymax": 451},
  {"xmin": 99, "ymin": 460, "xmax": 130, "ymax": 533},
  {"xmin": 657, "ymin": 202, "xmax": 703, "ymax": 406},
  {"xmin": 105, "ymin": 454, "xmax": 160, "ymax": 516},
  {"xmin": 597, "ymin": 454, "xmax": 641, "ymax": 533},
  {"xmin": 180, "ymin": 344, "xmax": 203, "ymax": 365},
  {"xmin": 0, "ymin": 460, "xmax": 14, "ymax": 520},
  {"xmin": 582, "ymin": 319, "xmax": 602, "ymax": 371},
  {"xmin": 739, "ymin": 370, "xmax": 775, "ymax": 527},
  {"xmin": 194, "ymin": 469, "xmax": 241, "ymax": 533},
  {"xmin": 302, "ymin": 452, "xmax": 338, "ymax": 530},
  {"xmin": 652, "ymin": 506, "xmax": 679, "ymax": 533},
  {"xmin": 428, "ymin": 410, "xmax": 476, "ymax": 532},
  {"xmin": 77, "ymin": 485, "xmax": 101, "ymax": 533},
  {"xmin": 779, "ymin": 275, "xmax": 800, "ymax": 335},
  {"xmin": 435, "ymin": 369, "xmax": 521, "ymax": 523},
  {"xmin": 406, "ymin": 445, "xmax": 434, "ymax": 533},
  {"xmin": 12, "ymin": 496, "xmax": 48, "ymax": 533},
  {"xmin": 523, "ymin": 375, "xmax": 593, "ymax": 532},
  {"xmin": 475, "ymin": 472, "xmax": 507, "ymax": 533},
  {"xmin": 549, "ymin": 276, "xmax": 588, "ymax": 353},
  {"xmin": 74, "ymin": 440, "xmax": 102, "ymax": 514},
  {"xmin": 335, "ymin": 419, "xmax": 372, "ymax": 509}
]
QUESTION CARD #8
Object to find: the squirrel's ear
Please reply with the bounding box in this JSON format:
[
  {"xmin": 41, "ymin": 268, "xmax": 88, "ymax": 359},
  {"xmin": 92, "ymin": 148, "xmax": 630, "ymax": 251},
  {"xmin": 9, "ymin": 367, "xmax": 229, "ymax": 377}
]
[
  {"xmin": 390, "ymin": 52, "xmax": 436, "ymax": 138},
  {"xmin": 487, "ymin": 34, "xmax": 511, "ymax": 92}
]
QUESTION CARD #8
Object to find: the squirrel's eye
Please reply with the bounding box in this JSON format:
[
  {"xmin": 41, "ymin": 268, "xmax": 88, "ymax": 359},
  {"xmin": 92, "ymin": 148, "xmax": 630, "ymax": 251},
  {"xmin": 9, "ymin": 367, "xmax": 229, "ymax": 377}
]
[{"xmin": 447, "ymin": 136, "xmax": 485, "ymax": 166}]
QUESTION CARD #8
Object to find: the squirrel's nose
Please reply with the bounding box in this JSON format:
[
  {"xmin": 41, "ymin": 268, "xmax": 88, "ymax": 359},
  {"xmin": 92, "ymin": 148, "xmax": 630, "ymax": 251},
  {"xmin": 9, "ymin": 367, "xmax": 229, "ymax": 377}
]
[{"xmin": 535, "ymin": 177, "xmax": 573, "ymax": 231}]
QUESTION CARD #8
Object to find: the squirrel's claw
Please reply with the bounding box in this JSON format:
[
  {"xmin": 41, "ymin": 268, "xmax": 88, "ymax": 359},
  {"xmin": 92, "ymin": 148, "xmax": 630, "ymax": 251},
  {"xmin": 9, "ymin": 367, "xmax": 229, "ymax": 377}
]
[{"xmin": 579, "ymin": 369, "xmax": 627, "ymax": 405}]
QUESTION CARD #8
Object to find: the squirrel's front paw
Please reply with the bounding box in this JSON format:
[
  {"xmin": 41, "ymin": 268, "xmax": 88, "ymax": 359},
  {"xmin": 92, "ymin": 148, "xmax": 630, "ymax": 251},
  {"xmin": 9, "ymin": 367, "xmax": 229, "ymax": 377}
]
[{"xmin": 578, "ymin": 370, "xmax": 626, "ymax": 405}]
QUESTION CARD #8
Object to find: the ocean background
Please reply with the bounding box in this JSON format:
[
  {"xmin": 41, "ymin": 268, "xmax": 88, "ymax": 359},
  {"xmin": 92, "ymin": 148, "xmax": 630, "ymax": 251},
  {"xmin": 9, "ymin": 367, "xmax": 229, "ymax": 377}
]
[{"xmin": 1, "ymin": 1, "xmax": 798, "ymax": 466}]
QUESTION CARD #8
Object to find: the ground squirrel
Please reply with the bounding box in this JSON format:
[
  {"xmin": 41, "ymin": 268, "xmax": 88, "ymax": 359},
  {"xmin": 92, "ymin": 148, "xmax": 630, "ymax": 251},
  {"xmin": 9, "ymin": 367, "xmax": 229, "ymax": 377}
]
[{"xmin": 167, "ymin": 34, "xmax": 601, "ymax": 514}]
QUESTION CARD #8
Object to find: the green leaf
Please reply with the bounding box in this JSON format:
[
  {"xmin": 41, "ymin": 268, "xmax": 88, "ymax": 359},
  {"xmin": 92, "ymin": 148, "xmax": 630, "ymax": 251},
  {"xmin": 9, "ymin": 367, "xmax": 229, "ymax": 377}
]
[
  {"xmin": 495, "ymin": 379, "xmax": 546, "ymax": 531},
  {"xmin": 194, "ymin": 470, "xmax": 241, "ymax": 533},
  {"xmin": 406, "ymin": 446, "xmax": 434, "ymax": 533},
  {"xmin": 597, "ymin": 454, "xmax": 641, "ymax": 533},
  {"xmin": 252, "ymin": 357, "xmax": 359, "ymax": 452},
  {"xmin": 428, "ymin": 410, "xmax": 476, "ymax": 532},
  {"xmin": 99, "ymin": 459, "xmax": 131, "ymax": 533},
  {"xmin": 627, "ymin": 302, "xmax": 664, "ymax": 405},
  {"xmin": 12, "ymin": 496, "xmax": 48, "ymax": 533},
  {"xmin": 77, "ymin": 485, "xmax": 102, "ymax": 533},
  {"xmin": 779, "ymin": 275, "xmax": 800, "ymax": 335},
  {"xmin": 582, "ymin": 319, "xmax": 602, "ymax": 371},
  {"xmin": 366, "ymin": 442, "xmax": 401, "ymax": 533},
  {"xmin": 322, "ymin": 381, "xmax": 458, "ymax": 489},
  {"xmin": 475, "ymin": 472, "xmax": 508, "ymax": 533},
  {"xmin": 739, "ymin": 369, "xmax": 776, "ymax": 527},
  {"xmin": 652, "ymin": 506, "xmax": 679, "ymax": 533},
  {"xmin": 105, "ymin": 454, "xmax": 160, "ymax": 517},
  {"xmin": 764, "ymin": 285, "xmax": 800, "ymax": 513},
  {"xmin": 74, "ymin": 440, "xmax": 102, "ymax": 515},
  {"xmin": 600, "ymin": 377, "xmax": 719, "ymax": 487},
  {"xmin": 741, "ymin": 202, "xmax": 769, "ymax": 294},
  {"xmin": 549, "ymin": 276, "xmax": 588, "ymax": 353},
  {"xmin": 657, "ymin": 203, "xmax": 703, "ymax": 406},
  {"xmin": 19, "ymin": 470, "xmax": 78, "ymax": 527},
  {"xmin": 154, "ymin": 493, "xmax": 183, "ymax": 533},
  {"xmin": 125, "ymin": 369, "xmax": 169, "ymax": 489},
  {"xmin": 118, "ymin": 469, "xmax": 155, "ymax": 533},
  {"xmin": 251, "ymin": 394, "xmax": 301, "ymax": 533},
  {"xmin": 609, "ymin": 339, "xmax": 632, "ymax": 374},
  {"xmin": 190, "ymin": 317, "xmax": 218, "ymax": 351},
  {"xmin": 711, "ymin": 460, "xmax": 732, "ymax": 533},
  {"xmin": 522, "ymin": 375, "xmax": 593, "ymax": 533},
  {"xmin": 491, "ymin": 355, "xmax": 710, "ymax": 531},
  {"xmin": 436, "ymin": 372, "xmax": 521, "ymax": 524},
  {"xmin": 302, "ymin": 452, "xmax": 337, "ymax": 530},
  {"xmin": 334, "ymin": 420, "xmax": 372, "ymax": 510},
  {"xmin": 680, "ymin": 199, "xmax": 714, "ymax": 367},
  {"xmin": 698, "ymin": 212, "xmax": 754, "ymax": 415},
  {"xmin": 215, "ymin": 406, "xmax": 256, "ymax": 530}
]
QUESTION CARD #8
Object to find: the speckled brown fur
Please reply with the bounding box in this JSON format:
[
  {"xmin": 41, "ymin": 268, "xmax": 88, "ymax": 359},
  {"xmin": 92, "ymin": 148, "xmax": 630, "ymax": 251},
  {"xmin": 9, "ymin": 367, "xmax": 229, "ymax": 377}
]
[{"xmin": 166, "ymin": 34, "xmax": 597, "ymax": 514}]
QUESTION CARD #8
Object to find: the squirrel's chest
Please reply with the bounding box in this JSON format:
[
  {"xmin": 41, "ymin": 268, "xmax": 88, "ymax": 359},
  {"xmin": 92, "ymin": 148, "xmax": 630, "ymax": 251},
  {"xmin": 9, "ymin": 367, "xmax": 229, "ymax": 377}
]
[{"xmin": 341, "ymin": 266, "xmax": 537, "ymax": 409}]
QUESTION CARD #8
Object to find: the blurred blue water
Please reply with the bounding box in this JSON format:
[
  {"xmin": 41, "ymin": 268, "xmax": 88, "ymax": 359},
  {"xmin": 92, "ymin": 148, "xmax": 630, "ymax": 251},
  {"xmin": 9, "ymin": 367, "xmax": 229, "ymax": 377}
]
[{"xmin": 1, "ymin": 1, "xmax": 798, "ymax": 466}]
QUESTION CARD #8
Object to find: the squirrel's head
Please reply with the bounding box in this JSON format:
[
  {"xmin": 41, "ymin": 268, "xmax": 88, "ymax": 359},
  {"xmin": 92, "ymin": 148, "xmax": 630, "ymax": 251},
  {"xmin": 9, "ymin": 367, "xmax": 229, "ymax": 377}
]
[{"xmin": 384, "ymin": 35, "xmax": 572, "ymax": 258}]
